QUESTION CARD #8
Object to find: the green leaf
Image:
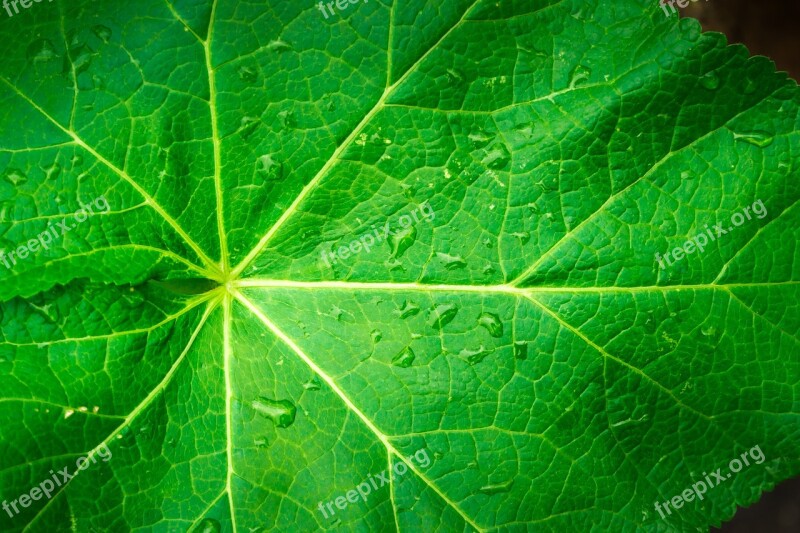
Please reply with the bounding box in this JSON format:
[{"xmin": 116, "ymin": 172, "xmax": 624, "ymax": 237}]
[{"xmin": 0, "ymin": 0, "xmax": 798, "ymax": 531}]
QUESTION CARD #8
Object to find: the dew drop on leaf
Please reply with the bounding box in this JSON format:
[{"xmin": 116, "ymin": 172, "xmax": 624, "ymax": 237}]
[
  {"xmin": 193, "ymin": 518, "xmax": 221, "ymax": 533},
  {"xmin": 2, "ymin": 168, "xmax": 27, "ymax": 186},
  {"xmin": 428, "ymin": 303, "xmax": 458, "ymax": 328},
  {"xmin": 468, "ymin": 128, "xmax": 492, "ymax": 148},
  {"xmin": 699, "ymin": 71, "xmax": 720, "ymax": 90},
  {"xmin": 92, "ymin": 25, "xmax": 113, "ymax": 43},
  {"xmin": 238, "ymin": 116, "xmax": 260, "ymax": 139},
  {"xmin": 370, "ymin": 329, "xmax": 382, "ymax": 343},
  {"xmin": 701, "ymin": 326, "xmax": 716, "ymax": 337},
  {"xmin": 479, "ymin": 479, "xmax": 514, "ymax": 495},
  {"xmin": 446, "ymin": 68, "xmax": 464, "ymax": 83},
  {"xmin": 478, "ymin": 312, "xmax": 503, "ymax": 338},
  {"xmin": 459, "ymin": 345, "xmax": 493, "ymax": 365},
  {"xmin": 513, "ymin": 341, "xmax": 528, "ymax": 360},
  {"xmin": 71, "ymin": 154, "xmax": 84, "ymax": 167},
  {"xmin": 436, "ymin": 252, "xmax": 467, "ymax": 270},
  {"xmin": 482, "ymin": 142, "xmax": 511, "ymax": 171},
  {"xmin": 277, "ymin": 110, "xmax": 294, "ymax": 129},
  {"xmin": 392, "ymin": 347, "xmax": 416, "ymax": 368},
  {"xmin": 255, "ymin": 154, "xmax": 282, "ymax": 181},
  {"xmin": 66, "ymin": 44, "xmax": 95, "ymax": 75},
  {"xmin": 251, "ymin": 398, "xmax": 297, "ymax": 428},
  {"xmin": 43, "ymin": 162, "xmax": 62, "ymax": 181},
  {"xmin": 267, "ymin": 39, "xmax": 292, "ymax": 53},
  {"xmin": 394, "ymin": 301, "xmax": 420, "ymax": 319},
  {"xmin": 733, "ymin": 131, "xmax": 774, "ymax": 148},
  {"xmin": 303, "ymin": 377, "xmax": 321, "ymax": 391},
  {"xmin": 568, "ymin": 64, "xmax": 591, "ymax": 88},
  {"xmin": 510, "ymin": 231, "xmax": 530, "ymax": 244},
  {"xmin": 27, "ymin": 39, "xmax": 58, "ymax": 62},
  {"xmin": 389, "ymin": 225, "xmax": 416, "ymax": 258},
  {"xmin": 238, "ymin": 65, "xmax": 258, "ymax": 83}
]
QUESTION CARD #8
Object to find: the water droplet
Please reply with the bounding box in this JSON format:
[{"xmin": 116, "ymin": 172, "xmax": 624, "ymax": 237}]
[
  {"xmin": 478, "ymin": 313, "xmax": 503, "ymax": 338},
  {"xmin": 66, "ymin": 44, "xmax": 95, "ymax": 75},
  {"xmin": 254, "ymin": 436, "xmax": 269, "ymax": 448},
  {"xmin": 394, "ymin": 301, "xmax": 420, "ymax": 319},
  {"xmin": 238, "ymin": 116, "xmax": 260, "ymax": 139},
  {"xmin": 29, "ymin": 302, "xmax": 61, "ymax": 323},
  {"xmin": 92, "ymin": 25, "xmax": 112, "ymax": 43},
  {"xmin": 510, "ymin": 231, "xmax": 530, "ymax": 244},
  {"xmin": 251, "ymin": 397, "xmax": 297, "ymax": 428},
  {"xmin": 386, "ymin": 258, "xmax": 405, "ymax": 272},
  {"xmin": 436, "ymin": 252, "xmax": 467, "ymax": 270},
  {"xmin": 3, "ymin": 168, "xmax": 27, "ymax": 186},
  {"xmin": 482, "ymin": 264, "xmax": 495, "ymax": 275},
  {"xmin": 680, "ymin": 171, "xmax": 693, "ymax": 180},
  {"xmin": 482, "ymin": 238, "xmax": 493, "ymax": 248},
  {"xmin": 459, "ymin": 345, "xmax": 493, "ymax": 365},
  {"xmin": 370, "ymin": 329, "xmax": 383, "ymax": 343},
  {"xmin": 322, "ymin": 94, "xmax": 336, "ymax": 111},
  {"xmin": 428, "ymin": 303, "xmax": 458, "ymax": 328},
  {"xmin": 569, "ymin": 65, "xmax": 591, "ymax": 88},
  {"xmin": 238, "ymin": 65, "xmax": 258, "ymax": 83},
  {"xmin": 329, "ymin": 305, "xmax": 345, "ymax": 321},
  {"xmin": 255, "ymin": 154, "xmax": 282, "ymax": 181},
  {"xmin": 433, "ymin": 451, "xmax": 444, "ymax": 460},
  {"xmin": 733, "ymin": 131, "xmax": 774, "ymax": 148},
  {"xmin": 278, "ymin": 110, "xmax": 294, "ymax": 129},
  {"xmin": 267, "ymin": 40, "xmax": 292, "ymax": 53},
  {"xmin": 193, "ymin": 518, "xmax": 221, "ymax": 533},
  {"xmin": 27, "ymin": 39, "xmax": 58, "ymax": 62},
  {"xmin": 446, "ymin": 68, "xmax": 464, "ymax": 83},
  {"xmin": 303, "ymin": 377, "xmax": 321, "ymax": 391},
  {"xmin": 482, "ymin": 142, "xmax": 511, "ymax": 171},
  {"xmin": 468, "ymin": 128, "xmax": 492, "ymax": 148},
  {"xmin": 700, "ymin": 326, "xmax": 716, "ymax": 337},
  {"xmin": 392, "ymin": 347, "xmax": 416, "ymax": 368},
  {"xmin": 479, "ymin": 479, "xmax": 513, "ymax": 495},
  {"xmin": 71, "ymin": 154, "xmax": 84, "ymax": 167},
  {"xmin": 389, "ymin": 225, "xmax": 416, "ymax": 258},
  {"xmin": 513, "ymin": 341, "xmax": 528, "ymax": 360},
  {"xmin": 699, "ymin": 71, "xmax": 720, "ymax": 90}
]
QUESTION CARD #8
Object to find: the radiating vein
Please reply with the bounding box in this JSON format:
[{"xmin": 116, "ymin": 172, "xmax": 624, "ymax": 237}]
[
  {"xmin": 230, "ymin": 0, "xmax": 482, "ymax": 278},
  {"xmin": 235, "ymin": 292, "xmax": 484, "ymax": 532},
  {"xmin": 0, "ymin": 77, "xmax": 222, "ymax": 280},
  {"xmin": 204, "ymin": 0, "xmax": 229, "ymax": 275},
  {"xmin": 23, "ymin": 296, "xmax": 220, "ymax": 532},
  {"xmin": 510, "ymin": 84, "xmax": 787, "ymax": 287}
]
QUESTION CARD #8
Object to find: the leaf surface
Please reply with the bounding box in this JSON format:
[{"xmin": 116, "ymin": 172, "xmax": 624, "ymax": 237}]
[{"xmin": 0, "ymin": 0, "xmax": 798, "ymax": 531}]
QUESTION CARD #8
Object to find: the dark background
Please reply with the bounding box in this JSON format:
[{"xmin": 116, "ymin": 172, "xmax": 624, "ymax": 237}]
[{"xmin": 676, "ymin": 0, "xmax": 800, "ymax": 531}]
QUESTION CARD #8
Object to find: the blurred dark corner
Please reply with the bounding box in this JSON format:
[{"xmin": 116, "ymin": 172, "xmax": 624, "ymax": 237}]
[
  {"xmin": 682, "ymin": 0, "xmax": 800, "ymax": 81},
  {"xmin": 675, "ymin": 0, "xmax": 800, "ymax": 531}
]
